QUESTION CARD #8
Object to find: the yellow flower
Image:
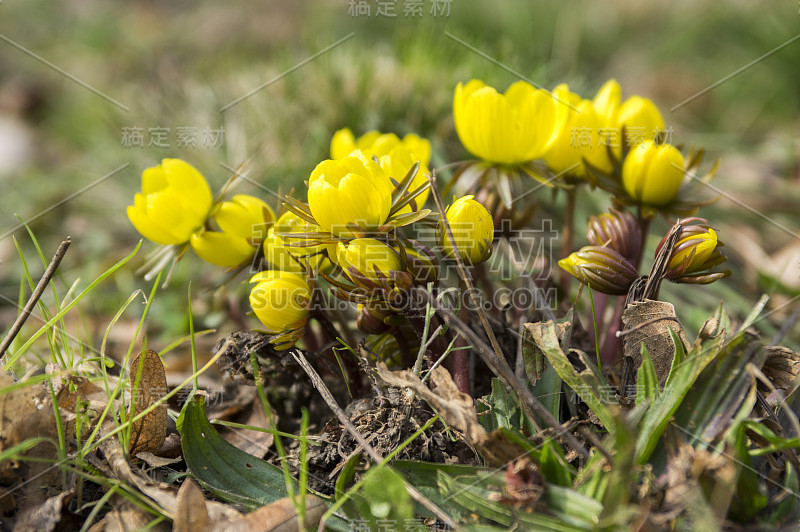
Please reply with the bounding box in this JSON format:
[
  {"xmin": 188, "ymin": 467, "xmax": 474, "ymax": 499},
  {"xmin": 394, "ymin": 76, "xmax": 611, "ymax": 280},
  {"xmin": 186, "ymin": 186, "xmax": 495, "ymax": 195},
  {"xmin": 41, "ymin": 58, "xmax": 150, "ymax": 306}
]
[
  {"xmin": 592, "ymin": 79, "xmax": 665, "ymax": 156},
  {"xmin": 622, "ymin": 141, "xmax": 685, "ymax": 206},
  {"xmin": 249, "ymin": 270, "xmax": 311, "ymax": 350},
  {"xmin": 336, "ymin": 238, "xmax": 402, "ymax": 281},
  {"xmin": 454, "ymin": 79, "xmax": 558, "ymax": 165},
  {"xmin": 617, "ymin": 96, "xmax": 664, "ymax": 146},
  {"xmin": 266, "ymin": 211, "xmax": 316, "ymax": 268},
  {"xmin": 558, "ymin": 246, "xmax": 639, "ymax": 295},
  {"xmin": 263, "ymin": 229, "xmax": 303, "ymax": 273},
  {"xmin": 592, "ymin": 79, "xmax": 622, "ymax": 128},
  {"xmin": 190, "ymin": 194, "xmax": 274, "ymax": 268},
  {"xmin": 668, "ymin": 227, "xmax": 719, "ymax": 276},
  {"xmin": 330, "ymin": 128, "xmax": 431, "ymax": 167},
  {"xmin": 331, "ymin": 130, "xmax": 431, "ymax": 214},
  {"xmin": 127, "ymin": 159, "xmax": 212, "ymax": 245},
  {"xmin": 544, "ymin": 84, "xmax": 606, "ymax": 177},
  {"xmin": 377, "ymin": 146, "xmax": 431, "ymax": 213},
  {"xmin": 439, "ymin": 195, "xmax": 494, "ymax": 265},
  {"xmin": 308, "ymin": 151, "xmax": 394, "ymax": 237}
]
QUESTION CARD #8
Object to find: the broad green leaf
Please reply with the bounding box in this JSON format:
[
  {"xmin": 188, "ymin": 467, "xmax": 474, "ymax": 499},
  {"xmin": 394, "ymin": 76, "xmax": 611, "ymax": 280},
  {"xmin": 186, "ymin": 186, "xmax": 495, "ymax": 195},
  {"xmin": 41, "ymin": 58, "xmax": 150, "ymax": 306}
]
[
  {"xmin": 353, "ymin": 467, "xmax": 414, "ymax": 529},
  {"xmin": 177, "ymin": 395, "xmax": 293, "ymax": 510}
]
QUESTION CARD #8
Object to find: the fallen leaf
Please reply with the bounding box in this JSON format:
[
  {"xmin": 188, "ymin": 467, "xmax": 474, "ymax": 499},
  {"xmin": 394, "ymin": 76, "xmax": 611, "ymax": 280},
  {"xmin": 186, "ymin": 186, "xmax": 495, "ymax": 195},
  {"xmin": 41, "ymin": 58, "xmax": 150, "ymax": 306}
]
[
  {"xmin": 100, "ymin": 424, "xmax": 242, "ymax": 523},
  {"xmin": 621, "ymin": 300, "xmax": 690, "ymax": 387},
  {"xmin": 128, "ymin": 349, "xmax": 168, "ymax": 456},
  {"xmin": 88, "ymin": 495, "xmax": 171, "ymax": 532},
  {"xmin": 218, "ymin": 495, "xmax": 326, "ymax": 532},
  {"xmin": 13, "ymin": 490, "xmax": 78, "ymax": 532},
  {"xmin": 174, "ymin": 478, "xmax": 211, "ymax": 532},
  {"xmin": 761, "ymin": 345, "xmax": 800, "ymax": 395},
  {"xmin": 376, "ymin": 363, "xmax": 487, "ymax": 447}
]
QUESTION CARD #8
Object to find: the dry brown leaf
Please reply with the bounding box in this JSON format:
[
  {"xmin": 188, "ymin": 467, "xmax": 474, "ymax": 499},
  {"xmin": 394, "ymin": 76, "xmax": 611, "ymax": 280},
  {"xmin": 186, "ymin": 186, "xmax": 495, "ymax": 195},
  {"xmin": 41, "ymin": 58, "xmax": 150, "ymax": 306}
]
[
  {"xmin": 621, "ymin": 300, "xmax": 691, "ymax": 387},
  {"xmin": 761, "ymin": 345, "xmax": 800, "ymax": 395},
  {"xmin": 217, "ymin": 495, "xmax": 326, "ymax": 532},
  {"xmin": 13, "ymin": 490, "xmax": 77, "ymax": 532},
  {"xmin": 376, "ymin": 363, "xmax": 487, "ymax": 447},
  {"xmin": 480, "ymin": 430, "xmax": 530, "ymax": 468},
  {"xmin": 173, "ymin": 478, "xmax": 211, "ymax": 532},
  {"xmin": 87, "ymin": 495, "xmax": 171, "ymax": 532},
  {"xmin": 100, "ymin": 424, "xmax": 242, "ymax": 523},
  {"xmin": 54, "ymin": 374, "xmax": 105, "ymax": 412},
  {"xmin": 0, "ymin": 373, "xmax": 58, "ymax": 512},
  {"xmin": 128, "ymin": 349, "xmax": 168, "ymax": 456}
]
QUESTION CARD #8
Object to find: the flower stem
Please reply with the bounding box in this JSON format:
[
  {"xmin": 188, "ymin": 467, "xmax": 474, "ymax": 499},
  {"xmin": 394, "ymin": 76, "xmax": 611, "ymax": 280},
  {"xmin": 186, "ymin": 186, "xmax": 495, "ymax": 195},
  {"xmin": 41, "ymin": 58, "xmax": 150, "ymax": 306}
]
[
  {"xmin": 559, "ymin": 188, "xmax": 577, "ymax": 294},
  {"xmin": 452, "ymin": 278, "xmax": 471, "ymax": 394}
]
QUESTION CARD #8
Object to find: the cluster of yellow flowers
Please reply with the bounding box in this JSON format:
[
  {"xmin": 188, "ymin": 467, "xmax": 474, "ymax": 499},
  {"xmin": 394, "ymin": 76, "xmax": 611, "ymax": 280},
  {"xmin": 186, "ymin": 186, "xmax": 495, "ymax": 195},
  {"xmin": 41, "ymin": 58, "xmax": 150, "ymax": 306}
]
[
  {"xmin": 128, "ymin": 126, "xmax": 494, "ymax": 351},
  {"xmin": 127, "ymin": 76, "xmax": 728, "ymax": 354},
  {"xmin": 452, "ymin": 78, "xmax": 717, "ymax": 216}
]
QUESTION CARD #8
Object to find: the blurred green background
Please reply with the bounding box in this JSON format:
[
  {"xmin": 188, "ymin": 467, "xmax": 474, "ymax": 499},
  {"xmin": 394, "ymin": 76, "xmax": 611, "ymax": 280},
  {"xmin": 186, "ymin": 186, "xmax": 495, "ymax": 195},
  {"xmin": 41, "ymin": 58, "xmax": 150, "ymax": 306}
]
[{"xmin": 1, "ymin": 0, "xmax": 799, "ymax": 358}]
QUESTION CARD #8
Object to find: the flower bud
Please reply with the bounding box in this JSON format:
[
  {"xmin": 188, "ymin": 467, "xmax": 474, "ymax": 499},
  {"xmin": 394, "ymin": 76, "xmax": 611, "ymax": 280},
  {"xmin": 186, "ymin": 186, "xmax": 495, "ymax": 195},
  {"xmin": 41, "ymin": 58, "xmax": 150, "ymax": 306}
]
[
  {"xmin": 356, "ymin": 303, "xmax": 392, "ymax": 335},
  {"xmin": 656, "ymin": 221, "xmax": 728, "ymax": 281},
  {"xmin": 248, "ymin": 270, "xmax": 311, "ymax": 350},
  {"xmin": 558, "ymin": 246, "xmax": 639, "ymax": 295},
  {"xmin": 454, "ymin": 79, "xmax": 558, "ymax": 164},
  {"xmin": 439, "ymin": 195, "xmax": 494, "ymax": 265},
  {"xmin": 336, "ymin": 238, "xmax": 402, "ymax": 282},
  {"xmin": 622, "ymin": 140, "xmax": 685, "ymax": 206},
  {"xmin": 586, "ymin": 208, "xmax": 642, "ymax": 262},
  {"xmin": 127, "ymin": 158, "xmax": 212, "ymax": 245},
  {"xmin": 308, "ymin": 151, "xmax": 395, "ymax": 237}
]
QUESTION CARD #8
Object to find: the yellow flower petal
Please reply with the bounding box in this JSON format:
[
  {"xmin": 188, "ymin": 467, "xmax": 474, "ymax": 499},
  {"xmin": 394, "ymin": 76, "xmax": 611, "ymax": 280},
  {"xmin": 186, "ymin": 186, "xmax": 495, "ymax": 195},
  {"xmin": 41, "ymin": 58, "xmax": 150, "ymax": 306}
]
[{"xmin": 190, "ymin": 230, "xmax": 255, "ymax": 267}]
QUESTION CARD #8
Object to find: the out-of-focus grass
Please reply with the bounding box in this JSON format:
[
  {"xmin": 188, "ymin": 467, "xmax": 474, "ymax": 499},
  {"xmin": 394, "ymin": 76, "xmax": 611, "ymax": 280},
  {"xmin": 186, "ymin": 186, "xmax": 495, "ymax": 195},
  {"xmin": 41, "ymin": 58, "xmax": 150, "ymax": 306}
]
[{"xmin": 1, "ymin": 0, "xmax": 799, "ymax": 351}]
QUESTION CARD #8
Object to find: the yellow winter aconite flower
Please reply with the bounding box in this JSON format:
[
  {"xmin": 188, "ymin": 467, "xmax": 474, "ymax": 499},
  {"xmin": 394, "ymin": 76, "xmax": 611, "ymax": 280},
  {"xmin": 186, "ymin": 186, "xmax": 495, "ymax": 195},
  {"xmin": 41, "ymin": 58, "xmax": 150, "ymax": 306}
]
[
  {"xmin": 617, "ymin": 96, "xmax": 664, "ymax": 146},
  {"xmin": 331, "ymin": 130, "xmax": 431, "ymax": 213},
  {"xmin": 249, "ymin": 270, "xmax": 311, "ymax": 350},
  {"xmin": 592, "ymin": 79, "xmax": 665, "ymax": 154},
  {"xmin": 558, "ymin": 246, "xmax": 639, "ymax": 295},
  {"xmin": 269, "ymin": 211, "xmax": 325, "ymax": 271},
  {"xmin": 330, "ymin": 128, "xmax": 431, "ymax": 167},
  {"xmin": 127, "ymin": 158, "xmax": 212, "ymax": 245},
  {"xmin": 668, "ymin": 227, "xmax": 719, "ymax": 275},
  {"xmin": 263, "ymin": 229, "xmax": 303, "ymax": 273},
  {"xmin": 622, "ymin": 140, "xmax": 685, "ymax": 206},
  {"xmin": 190, "ymin": 194, "xmax": 274, "ymax": 268},
  {"xmin": 439, "ymin": 195, "xmax": 494, "ymax": 265},
  {"xmin": 336, "ymin": 238, "xmax": 402, "ymax": 281},
  {"xmin": 544, "ymin": 84, "xmax": 606, "ymax": 177},
  {"xmin": 308, "ymin": 151, "xmax": 394, "ymax": 237},
  {"xmin": 377, "ymin": 145, "xmax": 431, "ymax": 213},
  {"xmin": 592, "ymin": 79, "xmax": 622, "ymax": 128},
  {"xmin": 454, "ymin": 79, "xmax": 558, "ymax": 165}
]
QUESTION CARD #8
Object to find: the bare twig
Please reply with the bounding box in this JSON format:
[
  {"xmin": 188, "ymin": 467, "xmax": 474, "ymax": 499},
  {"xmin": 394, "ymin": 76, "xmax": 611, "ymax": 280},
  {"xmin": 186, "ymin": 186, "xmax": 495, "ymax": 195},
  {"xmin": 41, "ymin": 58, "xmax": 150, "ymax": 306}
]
[
  {"xmin": 422, "ymin": 290, "xmax": 589, "ymax": 459},
  {"xmin": 290, "ymin": 349, "xmax": 456, "ymax": 528},
  {"xmin": 0, "ymin": 237, "xmax": 71, "ymax": 359},
  {"xmin": 427, "ymin": 171, "xmax": 506, "ymax": 366}
]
